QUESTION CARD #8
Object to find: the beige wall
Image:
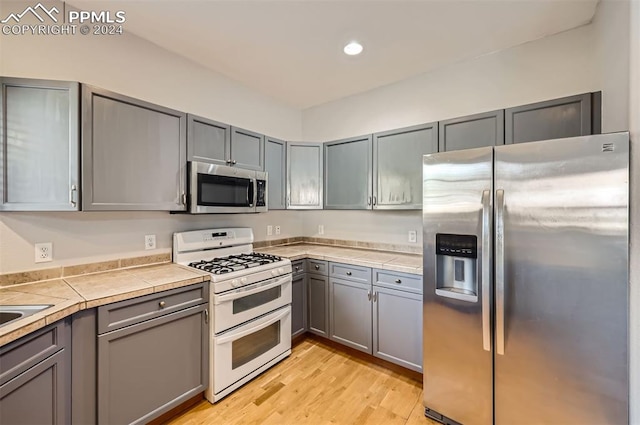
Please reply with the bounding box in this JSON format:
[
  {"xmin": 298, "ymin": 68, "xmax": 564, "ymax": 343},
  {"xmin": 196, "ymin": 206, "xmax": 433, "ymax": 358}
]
[{"xmin": 628, "ymin": 0, "xmax": 639, "ymax": 421}]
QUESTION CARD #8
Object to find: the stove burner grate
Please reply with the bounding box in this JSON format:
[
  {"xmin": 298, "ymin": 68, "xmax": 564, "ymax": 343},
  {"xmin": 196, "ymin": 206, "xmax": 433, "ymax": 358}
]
[{"xmin": 188, "ymin": 252, "xmax": 283, "ymax": 274}]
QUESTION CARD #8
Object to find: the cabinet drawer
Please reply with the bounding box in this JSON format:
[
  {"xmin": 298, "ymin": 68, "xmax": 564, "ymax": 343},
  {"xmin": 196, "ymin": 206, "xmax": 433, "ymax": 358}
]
[
  {"xmin": 292, "ymin": 260, "xmax": 306, "ymax": 277},
  {"xmin": 307, "ymin": 259, "xmax": 328, "ymax": 276},
  {"xmin": 329, "ymin": 262, "xmax": 371, "ymax": 284},
  {"xmin": 0, "ymin": 320, "xmax": 69, "ymax": 386},
  {"xmin": 98, "ymin": 282, "xmax": 208, "ymax": 334},
  {"xmin": 373, "ymin": 269, "xmax": 422, "ymax": 294}
]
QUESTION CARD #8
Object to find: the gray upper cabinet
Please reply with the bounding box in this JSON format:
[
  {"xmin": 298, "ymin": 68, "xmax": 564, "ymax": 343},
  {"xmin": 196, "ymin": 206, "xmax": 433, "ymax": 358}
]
[
  {"xmin": 287, "ymin": 142, "xmax": 323, "ymax": 209},
  {"xmin": 187, "ymin": 114, "xmax": 230, "ymax": 165},
  {"xmin": 438, "ymin": 110, "xmax": 505, "ymax": 152},
  {"xmin": 230, "ymin": 126, "xmax": 264, "ymax": 171},
  {"xmin": 82, "ymin": 85, "xmax": 187, "ymax": 211},
  {"xmin": 265, "ymin": 137, "xmax": 286, "ymax": 210},
  {"xmin": 505, "ymin": 93, "xmax": 593, "ymax": 144},
  {"xmin": 324, "ymin": 135, "xmax": 372, "ymax": 209},
  {"xmin": 372, "ymin": 122, "xmax": 438, "ymax": 210},
  {"xmin": 0, "ymin": 77, "xmax": 79, "ymax": 211}
]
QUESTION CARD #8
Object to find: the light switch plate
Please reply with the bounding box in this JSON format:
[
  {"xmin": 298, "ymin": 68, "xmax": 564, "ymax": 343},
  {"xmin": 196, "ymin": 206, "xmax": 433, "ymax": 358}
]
[
  {"xmin": 318, "ymin": 225, "xmax": 324, "ymax": 235},
  {"xmin": 267, "ymin": 225, "xmax": 273, "ymax": 236},
  {"xmin": 408, "ymin": 230, "xmax": 417, "ymax": 243}
]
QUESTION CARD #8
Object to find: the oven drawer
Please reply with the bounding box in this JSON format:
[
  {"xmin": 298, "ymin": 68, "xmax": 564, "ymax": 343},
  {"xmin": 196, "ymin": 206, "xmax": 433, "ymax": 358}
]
[
  {"xmin": 307, "ymin": 259, "xmax": 328, "ymax": 276},
  {"xmin": 211, "ymin": 306, "xmax": 291, "ymax": 398},
  {"xmin": 98, "ymin": 282, "xmax": 208, "ymax": 334},
  {"xmin": 212, "ymin": 275, "xmax": 291, "ymax": 334}
]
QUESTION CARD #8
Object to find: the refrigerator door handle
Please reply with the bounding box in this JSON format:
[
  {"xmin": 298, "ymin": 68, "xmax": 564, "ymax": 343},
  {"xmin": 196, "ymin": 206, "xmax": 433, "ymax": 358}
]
[
  {"xmin": 496, "ymin": 189, "xmax": 506, "ymax": 355},
  {"xmin": 481, "ymin": 189, "xmax": 491, "ymax": 352}
]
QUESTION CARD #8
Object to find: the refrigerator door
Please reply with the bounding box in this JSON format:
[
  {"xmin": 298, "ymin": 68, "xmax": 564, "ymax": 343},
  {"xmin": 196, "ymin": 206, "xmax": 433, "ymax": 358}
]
[
  {"xmin": 494, "ymin": 133, "xmax": 629, "ymax": 424},
  {"xmin": 423, "ymin": 147, "xmax": 493, "ymax": 425}
]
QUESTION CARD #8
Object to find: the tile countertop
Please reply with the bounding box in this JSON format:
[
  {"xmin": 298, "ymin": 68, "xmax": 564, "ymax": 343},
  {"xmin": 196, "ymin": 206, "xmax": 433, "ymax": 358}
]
[
  {"xmin": 256, "ymin": 243, "xmax": 423, "ymax": 275},
  {"xmin": 0, "ymin": 264, "xmax": 209, "ymax": 347}
]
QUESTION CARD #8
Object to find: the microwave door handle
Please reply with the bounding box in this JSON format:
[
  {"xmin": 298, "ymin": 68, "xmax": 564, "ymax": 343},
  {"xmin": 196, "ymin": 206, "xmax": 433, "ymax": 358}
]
[
  {"xmin": 249, "ymin": 179, "xmax": 255, "ymax": 207},
  {"xmin": 215, "ymin": 307, "xmax": 289, "ymax": 344},
  {"xmin": 213, "ymin": 275, "xmax": 291, "ymax": 304}
]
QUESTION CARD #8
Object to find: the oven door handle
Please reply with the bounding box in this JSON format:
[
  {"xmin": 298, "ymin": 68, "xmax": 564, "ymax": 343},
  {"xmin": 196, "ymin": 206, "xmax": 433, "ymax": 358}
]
[
  {"xmin": 215, "ymin": 307, "xmax": 290, "ymax": 344},
  {"xmin": 213, "ymin": 275, "xmax": 291, "ymax": 304}
]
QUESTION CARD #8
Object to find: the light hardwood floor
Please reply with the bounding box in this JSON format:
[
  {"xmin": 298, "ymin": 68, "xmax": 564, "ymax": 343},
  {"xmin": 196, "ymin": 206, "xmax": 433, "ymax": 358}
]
[{"xmin": 166, "ymin": 337, "xmax": 439, "ymax": 425}]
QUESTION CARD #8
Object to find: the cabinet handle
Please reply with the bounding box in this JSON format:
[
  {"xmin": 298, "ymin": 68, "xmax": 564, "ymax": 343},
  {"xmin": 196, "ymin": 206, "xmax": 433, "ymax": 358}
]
[
  {"xmin": 368, "ymin": 196, "xmax": 372, "ymax": 206},
  {"xmin": 394, "ymin": 279, "xmax": 402, "ymax": 284},
  {"xmin": 373, "ymin": 196, "xmax": 377, "ymax": 206},
  {"xmin": 373, "ymin": 292, "xmax": 378, "ymax": 302},
  {"xmin": 232, "ymin": 160, "xmax": 237, "ymax": 165},
  {"xmin": 181, "ymin": 192, "xmax": 186, "ymax": 205},
  {"xmin": 295, "ymin": 267, "xmax": 300, "ymax": 271},
  {"xmin": 204, "ymin": 309, "xmax": 209, "ymax": 324},
  {"xmin": 346, "ymin": 271, "xmax": 352, "ymax": 276},
  {"xmin": 367, "ymin": 290, "xmax": 371, "ymax": 301},
  {"xmin": 69, "ymin": 185, "xmax": 77, "ymax": 207},
  {"xmin": 315, "ymin": 265, "xmax": 320, "ymax": 270},
  {"xmin": 159, "ymin": 301, "xmax": 166, "ymax": 308},
  {"xmin": 226, "ymin": 159, "xmax": 232, "ymax": 164}
]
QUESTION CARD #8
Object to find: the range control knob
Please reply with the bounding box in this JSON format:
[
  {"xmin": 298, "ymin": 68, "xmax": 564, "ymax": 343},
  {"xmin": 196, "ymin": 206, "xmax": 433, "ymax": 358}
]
[
  {"xmin": 277, "ymin": 267, "xmax": 284, "ymax": 274},
  {"xmin": 271, "ymin": 269, "xmax": 278, "ymax": 276},
  {"xmin": 231, "ymin": 279, "xmax": 239, "ymax": 287},
  {"xmin": 240, "ymin": 277, "xmax": 248, "ymax": 284}
]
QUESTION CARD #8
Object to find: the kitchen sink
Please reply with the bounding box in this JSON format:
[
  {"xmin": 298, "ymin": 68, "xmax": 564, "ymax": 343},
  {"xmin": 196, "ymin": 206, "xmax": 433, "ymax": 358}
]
[{"xmin": 0, "ymin": 305, "xmax": 53, "ymax": 328}]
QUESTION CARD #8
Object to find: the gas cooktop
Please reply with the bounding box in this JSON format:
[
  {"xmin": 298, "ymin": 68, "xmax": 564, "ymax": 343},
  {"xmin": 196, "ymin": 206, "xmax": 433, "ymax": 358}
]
[{"xmin": 188, "ymin": 252, "xmax": 284, "ymax": 275}]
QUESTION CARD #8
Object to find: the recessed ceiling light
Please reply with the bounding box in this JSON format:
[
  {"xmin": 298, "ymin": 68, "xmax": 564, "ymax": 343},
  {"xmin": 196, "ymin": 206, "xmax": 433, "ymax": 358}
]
[{"xmin": 343, "ymin": 41, "xmax": 363, "ymax": 56}]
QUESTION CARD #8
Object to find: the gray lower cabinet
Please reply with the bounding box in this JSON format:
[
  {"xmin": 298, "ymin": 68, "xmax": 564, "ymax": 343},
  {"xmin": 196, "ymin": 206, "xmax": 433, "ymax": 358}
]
[
  {"xmin": 307, "ymin": 273, "xmax": 329, "ymax": 338},
  {"xmin": 230, "ymin": 126, "xmax": 264, "ymax": 171},
  {"xmin": 82, "ymin": 85, "xmax": 187, "ymax": 211},
  {"xmin": 324, "ymin": 135, "xmax": 372, "ymax": 209},
  {"xmin": 265, "ymin": 137, "xmax": 287, "ymax": 210},
  {"xmin": 505, "ymin": 93, "xmax": 596, "ymax": 144},
  {"xmin": 291, "ymin": 273, "xmax": 307, "ymax": 338},
  {"xmin": 97, "ymin": 283, "xmax": 209, "ymax": 425},
  {"xmin": 372, "ymin": 122, "xmax": 438, "ymax": 210},
  {"xmin": 287, "ymin": 142, "xmax": 323, "ymax": 209},
  {"xmin": 438, "ymin": 110, "xmax": 505, "ymax": 152},
  {"xmin": 0, "ymin": 77, "xmax": 80, "ymax": 211},
  {"xmin": 0, "ymin": 320, "xmax": 71, "ymax": 425},
  {"xmin": 329, "ymin": 277, "xmax": 372, "ymax": 353},
  {"xmin": 187, "ymin": 114, "xmax": 230, "ymax": 166}
]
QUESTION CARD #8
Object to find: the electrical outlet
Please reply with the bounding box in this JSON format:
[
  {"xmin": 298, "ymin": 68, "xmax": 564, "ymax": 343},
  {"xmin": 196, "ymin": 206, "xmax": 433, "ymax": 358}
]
[
  {"xmin": 408, "ymin": 230, "xmax": 417, "ymax": 243},
  {"xmin": 35, "ymin": 242, "xmax": 53, "ymax": 263},
  {"xmin": 318, "ymin": 225, "xmax": 324, "ymax": 235},
  {"xmin": 145, "ymin": 234, "xmax": 156, "ymax": 250},
  {"xmin": 267, "ymin": 225, "xmax": 273, "ymax": 236},
  {"xmin": 275, "ymin": 226, "xmax": 281, "ymax": 235}
]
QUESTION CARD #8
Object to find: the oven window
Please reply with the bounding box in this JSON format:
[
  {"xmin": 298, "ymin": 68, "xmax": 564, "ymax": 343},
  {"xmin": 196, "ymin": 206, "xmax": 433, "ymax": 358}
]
[
  {"xmin": 198, "ymin": 174, "xmax": 252, "ymax": 207},
  {"xmin": 233, "ymin": 286, "xmax": 281, "ymax": 314},
  {"xmin": 232, "ymin": 322, "xmax": 281, "ymax": 370}
]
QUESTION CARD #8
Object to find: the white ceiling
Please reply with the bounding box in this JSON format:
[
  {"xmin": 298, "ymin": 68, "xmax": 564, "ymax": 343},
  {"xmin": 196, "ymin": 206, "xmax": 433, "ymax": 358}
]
[{"xmin": 72, "ymin": 0, "xmax": 599, "ymax": 109}]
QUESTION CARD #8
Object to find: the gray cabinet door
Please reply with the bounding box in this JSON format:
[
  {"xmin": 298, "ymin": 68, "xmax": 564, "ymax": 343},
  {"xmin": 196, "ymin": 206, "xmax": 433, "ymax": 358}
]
[
  {"xmin": 287, "ymin": 142, "xmax": 323, "ymax": 209},
  {"xmin": 307, "ymin": 274, "xmax": 329, "ymax": 337},
  {"xmin": 438, "ymin": 110, "xmax": 505, "ymax": 152},
  {"xmin": 324, "ymin": 135, "xmax": 372, "ymax": 209},
  {"xmin": 329, "ymin": 277, "xmax": 372, "ymax": 354},
  {"xmin": 82, "ymin": 85, "xmax": 187, "ymax": 211},
  {"xmin": 0, "ymin": 77, "xmax": 79, "ymax": 211},
  {"xmin": 265, "ymin": 137, "xmax": 286, "ymax": 210},
  {"xmin": 187, "ymin": 114, "xmax": 230, "ymax": 165},
  {"xmin": 291, "ymin": 274, "xmax": 307, "ymax": 338},
  {"xmin": 373, "ymin": 123, "xmax": 437, "ymax": 209},
  {"xmin": 505, "ymin": 93, "xmax": 592, "ymax": 144},
  {"xmin": 97, "ymin": 305, "xmax": 208, "ymax": 425},
  {"xmin": 230, "ymin": 126, "xmax": 264, "ymax": 171},
  {"xmin": 372, "ymin": 286, "xmax": 422, "ymax": 372}
]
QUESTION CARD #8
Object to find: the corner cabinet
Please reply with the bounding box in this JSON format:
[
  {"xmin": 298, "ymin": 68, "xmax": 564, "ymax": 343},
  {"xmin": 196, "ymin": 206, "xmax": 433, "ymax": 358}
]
[
  {"xmin": 324, "ymin": 135, "xmax": 372, "ymax": 209},
  {"xmin": 0, "ymin": 77, "xmax": 80, "ymax": 211},
  {"xmin": 265, "ymin": 137, "xmax": 287, "ymax": 210},
  {"xmin": 287, "ymin": 142, "xmax": 323, "ymax": 209},
  {"xmin": 438, "ymin": 110, "xmax": 504, "ymax": 152},
  {"xmin": 372, "ymin": 122, "xmax": 438, "ymax": 210},
  {"xmin": 81, "ymin": 85, "xmax": 187, "ymax": 211},
  {"xmin": 0, "ymin": 320, "xmax": 71, "ymax": 425},
  {"xmin": 291, "ymin": 260, "xmax": 307, "ymax": 338}
]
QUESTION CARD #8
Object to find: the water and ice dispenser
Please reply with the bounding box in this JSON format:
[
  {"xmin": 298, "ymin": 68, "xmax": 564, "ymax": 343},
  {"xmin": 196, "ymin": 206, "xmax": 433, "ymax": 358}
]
[{"xmin": 435, "ymin": 234, "xmax": 478, "ymax": 303}]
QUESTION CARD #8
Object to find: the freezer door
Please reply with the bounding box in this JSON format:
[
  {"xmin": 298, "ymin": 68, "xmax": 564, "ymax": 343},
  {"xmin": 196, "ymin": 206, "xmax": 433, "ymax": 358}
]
[
  {"xmin": 423, "ymin": 146, "xmax": 493, "ymax": 425},
  {"xmin": 494, "ymin": 133, "xmax": 629, "ymax": 424}
]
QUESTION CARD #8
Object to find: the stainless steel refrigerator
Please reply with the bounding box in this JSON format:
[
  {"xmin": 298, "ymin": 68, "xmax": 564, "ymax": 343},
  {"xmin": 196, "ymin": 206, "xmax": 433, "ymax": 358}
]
[{"xmin": 422, "ymin": 133, "xmax": 629, "ymax": 425}]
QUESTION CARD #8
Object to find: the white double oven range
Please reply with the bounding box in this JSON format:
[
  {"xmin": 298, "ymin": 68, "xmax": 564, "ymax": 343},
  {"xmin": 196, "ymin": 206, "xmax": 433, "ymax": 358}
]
[{"xmin": 173, "ymin": 228, "xmax": 292, "ymax": 402}]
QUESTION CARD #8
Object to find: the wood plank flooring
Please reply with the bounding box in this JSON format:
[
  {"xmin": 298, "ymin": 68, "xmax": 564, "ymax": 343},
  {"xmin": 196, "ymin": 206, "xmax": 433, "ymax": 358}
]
[{"xmin": 166, "ymin": 337, "xmax": 439, "ymax": 425}]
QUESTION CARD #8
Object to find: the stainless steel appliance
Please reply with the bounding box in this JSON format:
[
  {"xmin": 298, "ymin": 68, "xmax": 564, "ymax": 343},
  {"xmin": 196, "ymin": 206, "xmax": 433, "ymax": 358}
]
[
  {"xmin": 422, "ymin": 133, "xmax": 629, "ymax": 425},
  {"xmin": 173, "ymin": 228, "xmax": 291, "ymax": 402},
  {"xmin": 188, "ymin": 161, "xmax": 267, "ymax": 213}
]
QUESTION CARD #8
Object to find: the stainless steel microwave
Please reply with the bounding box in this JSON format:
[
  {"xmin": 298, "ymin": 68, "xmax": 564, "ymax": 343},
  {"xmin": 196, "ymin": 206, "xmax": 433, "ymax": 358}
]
[{"xmin": 188, "ymin": 161, "xmax": 267, "ymax": 213}]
